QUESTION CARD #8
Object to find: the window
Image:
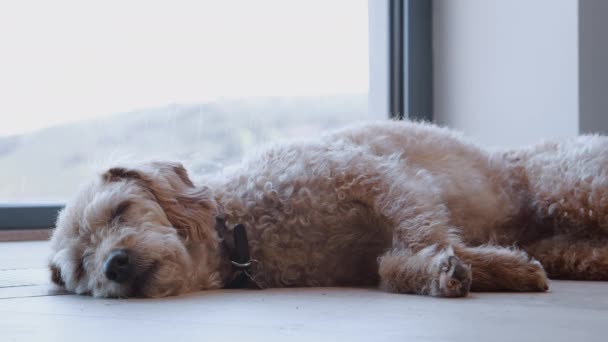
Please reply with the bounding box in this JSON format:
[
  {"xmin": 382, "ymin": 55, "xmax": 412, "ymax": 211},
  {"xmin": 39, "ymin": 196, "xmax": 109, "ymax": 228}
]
[
  {"xmin": 0, "ymin": 0, "xmax": 432, "ymax": 231},
  {"xmin": 0, "ymin": 0, "xmax": 375, "ymax": 204}
]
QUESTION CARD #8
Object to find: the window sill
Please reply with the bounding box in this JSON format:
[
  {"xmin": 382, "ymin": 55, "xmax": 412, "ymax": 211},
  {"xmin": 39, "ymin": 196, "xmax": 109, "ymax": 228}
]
[{"xmin": 0, "ymin": 229, "xmax": 52, "ymax": 242}]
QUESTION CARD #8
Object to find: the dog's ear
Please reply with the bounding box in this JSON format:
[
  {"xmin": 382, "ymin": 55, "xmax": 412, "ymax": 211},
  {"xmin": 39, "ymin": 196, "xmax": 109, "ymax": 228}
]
[
  {"xmin": 102, "ymin": 162, "xmax": 217, "ymax": 242},
  {"xmin": 165, "ymin": 187, "xmax": 217, "ymax": 242},
  {"xmin": 50, "ymin": 264, "xmax": 65, "ymax": 287},
  {"xmin": 147, "ymin": 163, "xmax": 217, "ymax": 242},
  {"xmin": 102, "ymin": 167, "xmax": 143, "ymax": 182},
  {"xmin": 155, "ymin": 162, "xmax": 195, "ymax": 187}
]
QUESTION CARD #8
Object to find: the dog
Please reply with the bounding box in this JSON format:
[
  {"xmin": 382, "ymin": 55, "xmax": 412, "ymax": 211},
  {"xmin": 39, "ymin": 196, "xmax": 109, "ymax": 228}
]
[{"xmin": 49, "ymin": 120, "xmax": 608, "ymax": 298}]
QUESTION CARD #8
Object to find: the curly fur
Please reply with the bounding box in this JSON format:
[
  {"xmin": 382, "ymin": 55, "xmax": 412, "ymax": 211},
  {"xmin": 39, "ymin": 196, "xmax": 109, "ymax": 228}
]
[{"xmin": 49, "ymin": 121, "xmax": 608, "ymax": 298}]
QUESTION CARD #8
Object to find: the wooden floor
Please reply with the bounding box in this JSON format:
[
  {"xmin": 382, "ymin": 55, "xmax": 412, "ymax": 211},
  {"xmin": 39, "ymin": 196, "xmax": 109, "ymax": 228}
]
[{"xmin": 2, "ymin": 241, "xmax": 607, "ymax": 342}]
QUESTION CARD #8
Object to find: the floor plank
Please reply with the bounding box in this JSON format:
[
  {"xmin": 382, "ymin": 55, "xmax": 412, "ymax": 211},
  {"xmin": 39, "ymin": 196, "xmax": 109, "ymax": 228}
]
[
  {"xmin": 1, "ymin": 241, "xmax": 607, "ymax": 341},
  {"xmin": 0, "ymin": 241, "xmax": 51, "ymax": 269}
]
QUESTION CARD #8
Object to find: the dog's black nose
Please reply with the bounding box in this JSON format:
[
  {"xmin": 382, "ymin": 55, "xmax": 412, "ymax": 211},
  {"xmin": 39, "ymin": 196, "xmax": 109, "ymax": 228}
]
[{"xmin": 103, "ymin": 249, "xmax": 133, "ymax": 283}]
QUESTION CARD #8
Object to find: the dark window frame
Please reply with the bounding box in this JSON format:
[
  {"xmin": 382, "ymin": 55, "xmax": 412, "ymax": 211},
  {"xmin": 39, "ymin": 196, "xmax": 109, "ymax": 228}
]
[
  {"xmin": 390, "ymin": 0, "xmax": 433, "ymax": 121},
  {"xmin": 0, "ymin": 0, "xmax": 433, "ymax": 232},
  {"xmin": 0, "ymin": 204, "xmax": 64, "ymax": 230}
]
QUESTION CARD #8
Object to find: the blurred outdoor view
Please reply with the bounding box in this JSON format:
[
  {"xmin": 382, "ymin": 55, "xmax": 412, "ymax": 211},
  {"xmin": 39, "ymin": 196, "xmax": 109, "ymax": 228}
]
[{"xmin": 0, "ymin": 0, "xmax": 378, "ymax": 202}]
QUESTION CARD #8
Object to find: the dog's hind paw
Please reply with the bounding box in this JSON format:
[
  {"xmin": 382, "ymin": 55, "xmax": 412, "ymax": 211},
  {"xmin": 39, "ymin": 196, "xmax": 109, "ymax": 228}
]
[{"xmin": 516, "ymin": 259, "xmax": 550, "ymax": 292}]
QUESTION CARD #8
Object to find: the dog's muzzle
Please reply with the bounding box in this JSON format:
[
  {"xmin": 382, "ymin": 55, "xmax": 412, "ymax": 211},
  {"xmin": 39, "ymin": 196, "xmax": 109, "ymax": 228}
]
[{"xmin": 103, "ymin": 249, "xmax": 134, "ymax": 283}]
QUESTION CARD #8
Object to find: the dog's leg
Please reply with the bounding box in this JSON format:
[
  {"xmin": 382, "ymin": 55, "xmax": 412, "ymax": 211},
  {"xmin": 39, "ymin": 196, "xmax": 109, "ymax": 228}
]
[
  {"xmin": 376, "ymin": 209, "xmax": 548, "ymax": 295},
  {"xmin": 373, "ymin": 185, "xmax": 482, "ymax": 297},
  {"xmin": 371, "ymin": 180, "xmax": 478, "ymax": 297},
  {"xmin": 348, "ymin": 161, "xmax": 545, "ymax": 296},
  {"xmin": 525, "ymin": 235, "xmax": 608, "ymax": 280},
  {"xmin": 454, "ymin": 245, "xmax": 549, "ymax": 291},
  {"xmin": 378, "ymin": 243, "xmax": 549, "ymax": 296},
  {"xmin": 378, "ymin": 245, "xmax": 472, "ymax": 297},
  {"xmin": 372, "ymin": 198, "xmax": 548, "ymax": 295}
]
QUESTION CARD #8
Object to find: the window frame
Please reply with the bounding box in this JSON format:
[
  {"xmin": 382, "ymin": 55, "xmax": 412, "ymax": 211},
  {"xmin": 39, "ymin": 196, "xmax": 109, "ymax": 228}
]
[
  {"xmin": 0, "ymin": 0, "xmax": 433, "ymax": 232},
  {"xmin": 0, "ymin": 203, "xmax": 64, "ymax": 230},
  {"xmin": 389, "ymin": 0, "xmax": 433, "ymax": 120}
]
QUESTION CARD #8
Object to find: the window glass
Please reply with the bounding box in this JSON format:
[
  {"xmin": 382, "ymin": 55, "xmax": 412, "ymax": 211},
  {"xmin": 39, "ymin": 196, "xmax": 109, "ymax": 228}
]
[{"xmin": 0, "ymin": 0, "xmax": 376, "ymax": 202}]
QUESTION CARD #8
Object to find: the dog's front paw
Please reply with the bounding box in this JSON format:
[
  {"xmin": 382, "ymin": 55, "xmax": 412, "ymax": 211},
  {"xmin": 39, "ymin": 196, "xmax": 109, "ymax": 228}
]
[{"xmin": 432, "ymin": 254, "xmax": 472, "ymax": 298}]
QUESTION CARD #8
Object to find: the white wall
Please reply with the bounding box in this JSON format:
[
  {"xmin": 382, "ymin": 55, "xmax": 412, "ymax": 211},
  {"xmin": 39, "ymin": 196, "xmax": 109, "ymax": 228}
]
[{"xmin": 433, "ymin": 0, "xmax": 580, "ymax": 147}]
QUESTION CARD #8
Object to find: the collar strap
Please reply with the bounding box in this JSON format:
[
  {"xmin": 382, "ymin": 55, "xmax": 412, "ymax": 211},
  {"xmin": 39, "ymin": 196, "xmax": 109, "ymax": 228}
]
[
  {"xmin": 215, "ymin": 218, "xmax": 256, "ymax": 289},
  {"xmin": 228, "ymin": 224, "xmax": 252, "ymax": 288}
]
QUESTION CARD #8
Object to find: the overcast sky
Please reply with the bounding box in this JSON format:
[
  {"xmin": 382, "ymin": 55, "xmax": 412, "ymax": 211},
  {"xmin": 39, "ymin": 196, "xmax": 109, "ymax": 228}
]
[{"xmin": 0, "ymin": 0, "xmax": 368, "ymax": 136}]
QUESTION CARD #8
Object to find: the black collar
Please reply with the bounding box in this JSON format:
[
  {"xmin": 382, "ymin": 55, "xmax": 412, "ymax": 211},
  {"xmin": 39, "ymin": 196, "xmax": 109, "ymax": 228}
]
[{"xmin": 215, "ymin": 218, "xmax": 260, "ymax": 289}]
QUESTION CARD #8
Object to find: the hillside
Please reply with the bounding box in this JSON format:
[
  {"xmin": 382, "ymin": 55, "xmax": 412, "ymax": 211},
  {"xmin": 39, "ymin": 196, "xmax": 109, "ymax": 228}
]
[{"xmin": 0, "ymin": 94, "xmax": 372, "ymax": 201}]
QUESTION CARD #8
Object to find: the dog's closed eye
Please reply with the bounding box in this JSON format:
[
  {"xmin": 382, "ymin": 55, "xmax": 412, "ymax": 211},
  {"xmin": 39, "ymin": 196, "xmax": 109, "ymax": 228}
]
[{"xmin": 110, "ymin": 200, "xmax": 132, "ymax": 223}]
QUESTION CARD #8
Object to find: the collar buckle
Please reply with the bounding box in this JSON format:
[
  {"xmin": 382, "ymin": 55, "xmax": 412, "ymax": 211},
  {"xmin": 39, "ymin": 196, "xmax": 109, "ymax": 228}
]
[
  {"xmin": 215, "ymin": 219, "xmax": 264, "ymax": 289},
  {"xmin": 231, "ymin": 260, "xmax": 252, "ymax": 269}
]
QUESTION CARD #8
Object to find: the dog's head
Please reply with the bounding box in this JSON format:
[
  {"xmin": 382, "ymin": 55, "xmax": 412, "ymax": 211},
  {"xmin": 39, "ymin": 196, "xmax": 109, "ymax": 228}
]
[{"xmin": 49, "ymin": 162, "xmax": 224, "ymax": 297}]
